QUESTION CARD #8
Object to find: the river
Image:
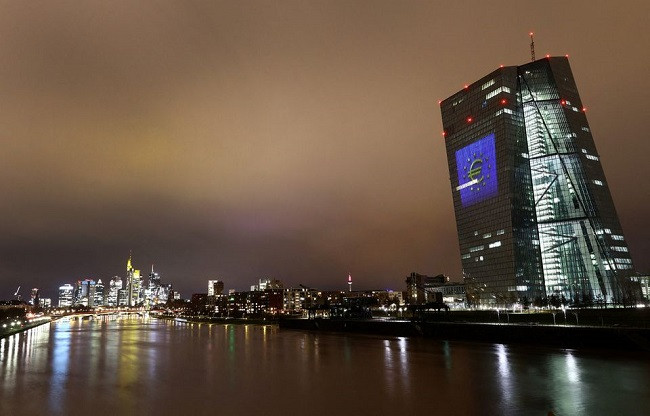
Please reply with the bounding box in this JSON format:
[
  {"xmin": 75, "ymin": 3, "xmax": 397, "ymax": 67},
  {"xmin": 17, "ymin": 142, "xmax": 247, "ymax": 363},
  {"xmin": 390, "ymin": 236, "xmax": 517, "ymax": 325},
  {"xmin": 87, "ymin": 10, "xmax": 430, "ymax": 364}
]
[{"xmin": 0, "ymin": 316, "xmax": 648, "ymax": 415}]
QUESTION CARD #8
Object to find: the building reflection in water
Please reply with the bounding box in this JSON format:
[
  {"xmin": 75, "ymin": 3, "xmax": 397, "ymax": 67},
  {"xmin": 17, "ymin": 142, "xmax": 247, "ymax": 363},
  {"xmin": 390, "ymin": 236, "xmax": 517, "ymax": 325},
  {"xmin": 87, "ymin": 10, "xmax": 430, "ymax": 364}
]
[
  {"xmin": 565, "ymin": 351, "xmax": 580, "ymax": 384},
  {"xmin": 1, "ymin": 319, "xmax": 649, "ymax": 415},
  {"xmin": 397, "ymin": 337, "xmax": 410, "ymax": 392},
  {"xmin": 495, "ymin": 343, "xmax": 513, "ymax": 409},
  {"xmin": 49, "ymin": 320, "xmax": 71, "ymax": 414},
  {"xmin": 441, "ymin": 340, "xmax": 452, "ymax": 370},
  {"xmin": 382, "ymin": 336, "xmax": 411, "ymax": 395},
  {"xmin": 0, "ymin": 325, "xmax": 48, "ymax": 399}
]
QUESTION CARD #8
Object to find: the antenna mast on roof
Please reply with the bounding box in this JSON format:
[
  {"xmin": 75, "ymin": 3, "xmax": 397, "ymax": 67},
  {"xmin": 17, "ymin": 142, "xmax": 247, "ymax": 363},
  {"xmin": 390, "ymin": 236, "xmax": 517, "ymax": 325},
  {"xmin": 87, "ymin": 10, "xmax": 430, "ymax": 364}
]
[{"xmin": 529, "ymin": 32, "xmax": 535, "ymax": 61}]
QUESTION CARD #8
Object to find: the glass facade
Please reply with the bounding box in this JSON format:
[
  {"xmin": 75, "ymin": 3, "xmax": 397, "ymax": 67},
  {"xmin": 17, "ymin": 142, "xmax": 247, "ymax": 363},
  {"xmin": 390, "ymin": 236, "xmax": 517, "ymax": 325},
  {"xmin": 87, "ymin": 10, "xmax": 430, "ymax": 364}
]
[{"xmin": 441, "ymin": 57, "xmax": 638, "ymax": 306}]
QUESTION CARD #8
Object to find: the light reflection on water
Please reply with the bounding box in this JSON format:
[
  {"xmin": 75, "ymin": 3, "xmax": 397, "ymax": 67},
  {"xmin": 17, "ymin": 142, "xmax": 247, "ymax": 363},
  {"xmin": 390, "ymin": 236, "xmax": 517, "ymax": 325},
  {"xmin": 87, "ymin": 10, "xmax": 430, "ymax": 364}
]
[
  {"xmin": 496, "ymin": 343, "xmax": 513, "ymax": 411},
  {"xmin": 49, "ymin": 321, "xmax": 70, "ymax": 414},
  {"xmin": 0, "ymin": 318, "xmax": 648, "ymax": 416}
]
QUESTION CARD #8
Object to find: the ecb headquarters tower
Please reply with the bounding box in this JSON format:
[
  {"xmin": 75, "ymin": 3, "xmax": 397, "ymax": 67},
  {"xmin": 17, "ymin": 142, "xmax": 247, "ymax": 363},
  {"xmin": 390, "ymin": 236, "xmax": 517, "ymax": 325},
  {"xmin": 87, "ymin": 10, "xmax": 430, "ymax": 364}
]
[{"xmin": 440, "ymin": 56, "xmax": 638, "ymax": 306}]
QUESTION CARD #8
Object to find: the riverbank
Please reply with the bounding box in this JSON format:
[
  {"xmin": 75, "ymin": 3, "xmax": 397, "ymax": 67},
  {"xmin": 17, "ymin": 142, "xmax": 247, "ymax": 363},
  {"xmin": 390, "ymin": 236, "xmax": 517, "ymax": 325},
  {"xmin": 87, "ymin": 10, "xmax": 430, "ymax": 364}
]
[
  {"xmin": 149, "ymin": 311, "xmax": 650, "ymax": 351},
  {"xmin": 155, "ymin": 314, "xmax": 278, "ymax": 326},
  {"xmin": 279, "ymin": 318, "xmax": 650, "ymax": 351},
  {"xmin": 0, "ymin": 317, "xmax": 52, "ymax": 339}
]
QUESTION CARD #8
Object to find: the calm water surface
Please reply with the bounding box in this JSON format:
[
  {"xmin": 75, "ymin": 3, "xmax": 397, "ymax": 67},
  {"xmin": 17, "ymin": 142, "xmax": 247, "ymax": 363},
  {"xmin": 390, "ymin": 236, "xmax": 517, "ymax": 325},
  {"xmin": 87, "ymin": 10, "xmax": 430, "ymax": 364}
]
[{"xmin": 0, "ymin": 317, "xmax": 648, "ymax": 415}]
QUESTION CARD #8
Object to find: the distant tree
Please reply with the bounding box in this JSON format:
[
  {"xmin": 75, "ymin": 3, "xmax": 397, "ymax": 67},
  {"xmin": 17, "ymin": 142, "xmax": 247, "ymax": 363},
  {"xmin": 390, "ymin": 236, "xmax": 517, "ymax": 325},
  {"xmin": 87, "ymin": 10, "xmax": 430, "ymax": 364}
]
[
  {"xmin": 618, "ymin": 276, "xmax": 641, "ymax": 308},
  {"xmin": 493, "ymin": 292, "xmax": 506, "ymax": 308},
  {"xmin": 463, "ymin": 272, "xmax": 482, "ymax": 308},
  {"xmin": 571, "ymin": 294, "xmax": 581, "ymax": 308},
  {"xmin": 533, "ymin": 296, "xmax": 545, "ymax": 308},
  {"xmin": 549, "ymin": 294, "xmax": 561, "ymax": 309}
]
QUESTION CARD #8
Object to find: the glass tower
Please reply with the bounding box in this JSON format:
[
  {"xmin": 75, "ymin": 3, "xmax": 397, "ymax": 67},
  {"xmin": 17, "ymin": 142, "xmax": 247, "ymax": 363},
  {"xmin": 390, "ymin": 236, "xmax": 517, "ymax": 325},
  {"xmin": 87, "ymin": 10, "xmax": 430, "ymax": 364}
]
[{"xmin": 440, "ymin": 57, "xmax": 638, "ymax": 306}]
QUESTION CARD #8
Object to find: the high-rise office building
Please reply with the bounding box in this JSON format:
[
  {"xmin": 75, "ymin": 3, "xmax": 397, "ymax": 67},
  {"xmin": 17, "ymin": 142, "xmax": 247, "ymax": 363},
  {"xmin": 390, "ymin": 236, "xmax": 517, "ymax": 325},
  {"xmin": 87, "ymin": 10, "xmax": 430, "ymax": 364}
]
[
  {"xmin": 118, "ymin": 288, "xmax": 129, "ymax": 306},
  {"xmin": 30, "ymin": 288, "xmax": 40, "ymax": 307},
  {"xmin": 405, "ymin": 273, "xmax": 447, "ymax": 305},
  {"xmin": 148, "ymin": 265, "xmax": 161, "ymax": 293},
  {"xmin": 73, "ymin": 279, "xmax": 97, "ymax": 307},
  {"xmin": 208, "ymin": 280, "xmax": 224, "ymax": 296},
  {"xmin": 440, "ymin": 56, "xmax": 637, "ymax": 306},
  {"xmin": 145, "ymin": 265, "xmax": 170, "ymax": 306},
  {"xmin": 94, "ymin": 279, "xmax": 105, "ymax": 306},
  {"xmin": 251, "ymin": 278, "xmax": 283, "ymax": 292},
  {"xmin": 126, "ymin": 252, "xmax": 142, "ymax": 306},
  {"xmin": 107, "ymin": 276, "xmax": 122, "ymax": 307},
  {"xmin": 147, "ymin": 265, "xmax": 167, "ymax": 305},
  {"xmin": 58, "ymin": 284, "xmax": 74, "ymax": 307}
]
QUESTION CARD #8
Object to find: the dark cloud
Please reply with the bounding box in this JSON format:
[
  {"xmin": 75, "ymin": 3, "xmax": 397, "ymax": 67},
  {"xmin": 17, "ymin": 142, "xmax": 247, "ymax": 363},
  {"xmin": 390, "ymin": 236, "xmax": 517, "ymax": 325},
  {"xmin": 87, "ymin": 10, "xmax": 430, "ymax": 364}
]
[{"xmin": 1, "ymin": 1, "xmax": 648, "ymax": 298}]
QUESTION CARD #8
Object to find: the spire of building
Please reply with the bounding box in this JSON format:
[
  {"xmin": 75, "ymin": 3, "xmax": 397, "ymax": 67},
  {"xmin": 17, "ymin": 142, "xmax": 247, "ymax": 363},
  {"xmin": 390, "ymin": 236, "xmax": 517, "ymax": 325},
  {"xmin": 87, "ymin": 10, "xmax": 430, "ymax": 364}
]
[{"xmin": 127, "ymin": 250, "xmax": 133, "ymax": 272}]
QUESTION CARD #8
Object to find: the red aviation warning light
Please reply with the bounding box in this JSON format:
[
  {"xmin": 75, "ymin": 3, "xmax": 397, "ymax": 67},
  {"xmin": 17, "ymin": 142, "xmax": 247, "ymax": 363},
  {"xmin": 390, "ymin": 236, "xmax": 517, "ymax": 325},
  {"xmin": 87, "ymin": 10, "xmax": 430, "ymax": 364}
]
[{"xmin": 466, "ymin": 116, "xmax": 473, "ymax": 123}]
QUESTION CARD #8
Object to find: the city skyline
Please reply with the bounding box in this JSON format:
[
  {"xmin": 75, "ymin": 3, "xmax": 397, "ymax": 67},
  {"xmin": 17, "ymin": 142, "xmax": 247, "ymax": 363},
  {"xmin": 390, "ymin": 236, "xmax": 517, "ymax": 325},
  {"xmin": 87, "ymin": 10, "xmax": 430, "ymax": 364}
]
[{"xmin": 1, "ymin": 2, "xmax": 649, "ymax": 299}]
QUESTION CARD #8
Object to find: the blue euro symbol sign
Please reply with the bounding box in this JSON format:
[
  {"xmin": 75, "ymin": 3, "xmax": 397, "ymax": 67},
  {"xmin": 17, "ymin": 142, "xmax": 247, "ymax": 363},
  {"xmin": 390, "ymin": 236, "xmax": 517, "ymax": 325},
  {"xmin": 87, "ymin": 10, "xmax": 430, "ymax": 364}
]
[
  {"xmin": 455, "ymin": 133, "xmax": 498, "ymax": 206},
  {"xmin": 468, "ymin": 158, "xmax": 484, "ymax": 184}
]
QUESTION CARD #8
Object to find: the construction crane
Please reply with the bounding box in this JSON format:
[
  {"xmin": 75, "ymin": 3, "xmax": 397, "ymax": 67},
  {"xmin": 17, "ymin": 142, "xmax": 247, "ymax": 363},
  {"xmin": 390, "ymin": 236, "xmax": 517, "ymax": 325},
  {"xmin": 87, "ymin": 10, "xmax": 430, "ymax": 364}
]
[{"xmin": 14, "ymin": 286, "xmax": 21, "ymax": 300}]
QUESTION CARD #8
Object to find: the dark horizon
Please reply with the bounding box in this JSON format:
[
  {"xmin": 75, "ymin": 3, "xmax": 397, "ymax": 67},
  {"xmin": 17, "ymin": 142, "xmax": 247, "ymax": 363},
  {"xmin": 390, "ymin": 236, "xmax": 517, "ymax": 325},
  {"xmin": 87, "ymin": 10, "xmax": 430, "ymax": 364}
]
[{"xmin": 1, "ymin": 1, "xmax": 649, "ymax": 300}]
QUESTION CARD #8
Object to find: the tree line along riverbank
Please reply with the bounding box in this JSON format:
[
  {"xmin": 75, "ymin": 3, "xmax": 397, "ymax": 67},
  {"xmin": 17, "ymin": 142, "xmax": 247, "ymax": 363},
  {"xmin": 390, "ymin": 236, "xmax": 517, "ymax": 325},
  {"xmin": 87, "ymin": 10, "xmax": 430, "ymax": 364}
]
[
  {"xmin": 159, "ymin": 308, "xmax": 650, "ymax": 351},
  {"xmin": 278, "ymin": 318, "xmax": 650, "ymax": 351}
]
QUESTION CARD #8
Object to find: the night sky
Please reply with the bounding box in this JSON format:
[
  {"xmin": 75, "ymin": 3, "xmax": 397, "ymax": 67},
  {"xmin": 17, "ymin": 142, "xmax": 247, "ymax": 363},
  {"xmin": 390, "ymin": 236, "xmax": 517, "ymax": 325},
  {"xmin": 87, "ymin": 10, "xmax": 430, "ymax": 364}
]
[{"xmin": 1, "ymin": 1, "xmax": 648, "ymax": 299}]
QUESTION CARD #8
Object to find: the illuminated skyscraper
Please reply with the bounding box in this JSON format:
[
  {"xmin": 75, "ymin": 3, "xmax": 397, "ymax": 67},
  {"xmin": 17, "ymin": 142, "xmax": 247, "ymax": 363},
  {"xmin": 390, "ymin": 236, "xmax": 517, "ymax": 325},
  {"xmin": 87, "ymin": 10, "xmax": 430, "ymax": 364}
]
[
  {"xmin": 440, "ymin": 56, "xmax": 638, "ymax": 306},
  {"xmin": 250, "ymin": 278, "xmax": 283, "ymax": 292},
  {"xmin": 94, "ymin": 279, "xmax": 105, "ymax": 306},
  {"xmin": 30, "ymin": 288, "xmax": 40, "ymax": 307},
  {"xmin": 106, "ymin": 276, "xmax": 122, "ymax": 307},
  {"xmin": 126, "ymin": 252, "xmax": 142, "ymax": 306},
  {"xmin": 58, "ymin": 284, "xmax": 74, "ymax": 307},
  {"xmin": 146, "ymin": 265, "xmax": 170, "ymax": 306},
  {"xmin": 73, "ymin": 279, "xmax": 97, "ymax": 307},
  {"xmin": 118, "ymin": 288, "xmax": 129, "ymax": 306}
]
